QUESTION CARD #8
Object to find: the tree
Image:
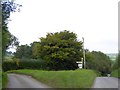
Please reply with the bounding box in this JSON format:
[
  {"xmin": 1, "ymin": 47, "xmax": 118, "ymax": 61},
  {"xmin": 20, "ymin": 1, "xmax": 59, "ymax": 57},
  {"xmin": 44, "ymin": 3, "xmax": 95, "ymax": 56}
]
[
  {"xmin": 14, "ymin": 44, "xmax": 32, "ymax": 59},
  {"xmin": 2, "ymin": 0, "xmax": 21, "ymax": 56},
  {"xmin": 31, "ymin": 42, "xmax": 41, "ymax": 59},
  {"xmin": 86, "ymin": 51, "xmax": 112, "ymax": 75},
  {"xmin": 37, "ymin": 30, "xmax": 83, "ymax": 70},
  {"xmin": 112, "ymin": 51, "xmax": 120, "ymax": 70}
]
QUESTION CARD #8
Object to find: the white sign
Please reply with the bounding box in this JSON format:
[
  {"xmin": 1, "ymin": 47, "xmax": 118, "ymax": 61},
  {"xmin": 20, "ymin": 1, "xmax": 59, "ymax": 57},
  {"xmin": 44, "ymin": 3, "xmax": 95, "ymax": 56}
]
[{"xmin": 76, "ymin": 61, "xmax": 83, "ymax": 69}]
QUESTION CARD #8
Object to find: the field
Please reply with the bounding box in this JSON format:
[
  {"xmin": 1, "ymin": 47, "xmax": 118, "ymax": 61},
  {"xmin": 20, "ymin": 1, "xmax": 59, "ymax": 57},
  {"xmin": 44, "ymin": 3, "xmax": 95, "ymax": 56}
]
[
  {"xmin": 8, "ymin": 69, "xmax": 97, "ymax": 88},
  {"xmin": 106, "ymin": 53, "xmax": 117, "ymax": 61}
]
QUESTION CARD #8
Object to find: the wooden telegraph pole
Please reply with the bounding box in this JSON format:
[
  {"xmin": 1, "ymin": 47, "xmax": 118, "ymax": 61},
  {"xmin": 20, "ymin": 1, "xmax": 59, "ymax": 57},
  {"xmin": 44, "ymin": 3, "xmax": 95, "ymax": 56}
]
[{"xmin": 82, "ymin": 37, "xmax": 86, "ymax": 69}]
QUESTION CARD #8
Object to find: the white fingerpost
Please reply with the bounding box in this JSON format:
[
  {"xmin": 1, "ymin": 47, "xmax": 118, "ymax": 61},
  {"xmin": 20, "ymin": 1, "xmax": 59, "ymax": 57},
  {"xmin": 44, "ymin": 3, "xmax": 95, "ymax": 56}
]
[{"xmin": 76, "ymin": 61, "xmax": 83, "ymax": 69}]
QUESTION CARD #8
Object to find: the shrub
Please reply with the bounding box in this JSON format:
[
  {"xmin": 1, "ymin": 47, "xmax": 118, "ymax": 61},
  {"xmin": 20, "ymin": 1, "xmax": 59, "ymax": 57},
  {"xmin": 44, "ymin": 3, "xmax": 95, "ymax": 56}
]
[
  {"xmin": 3, "ymin": 60, "xmax": 18, "ymax": 71},
  {"xmin": 18, "ymin": 59, "xmax": 46, "ymax": 70},
  {"xmin": 2, "ymin": 58, "xmax": 47, "ymax": 71}
]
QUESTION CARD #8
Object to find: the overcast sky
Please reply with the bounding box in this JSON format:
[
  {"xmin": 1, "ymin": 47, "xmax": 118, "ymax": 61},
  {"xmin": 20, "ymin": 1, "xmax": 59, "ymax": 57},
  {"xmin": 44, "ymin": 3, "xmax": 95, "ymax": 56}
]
[{"xmin": 8, "ymin": 0, "xmax": 119, "ymax": 53}]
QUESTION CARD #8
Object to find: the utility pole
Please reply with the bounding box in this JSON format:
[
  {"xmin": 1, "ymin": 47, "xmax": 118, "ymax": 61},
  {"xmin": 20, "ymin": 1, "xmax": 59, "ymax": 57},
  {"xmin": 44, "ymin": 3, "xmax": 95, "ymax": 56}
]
[{"xmin": 82, "ymin": 37, "xmax": 86, "ymax": 69}]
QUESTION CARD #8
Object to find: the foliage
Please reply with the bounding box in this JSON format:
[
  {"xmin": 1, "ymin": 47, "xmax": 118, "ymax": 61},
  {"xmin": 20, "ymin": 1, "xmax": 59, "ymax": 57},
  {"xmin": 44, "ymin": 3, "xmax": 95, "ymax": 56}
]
[
  {"xmin": 111, "ymin": 51, "xmax": 120, "ymax": 78},
  {"xmin": 18, "ymin": 58, "xmax": 46, "ymax": 70},
  {"xmin": 1, "ymin": 0, "xmax": 21, "ymax": 56},
  {"xmin": 2, "ymin": 58, "xmax": 46, "ymax": 71},
  {"xmin": 0, "ymin": 72, "xmax": 1, "ymax": 89},
  {"xmin": 8, "ymin": 69, "xmax": 97, "ymax": 88},
  {"xmin": 14, "ymin": 42, "xmax": 42, "ymax": 59},
  {"xmin": 2, "ymin": 72, "xmax": 8, "ymax": 88},
  {"xmin": 14, "ymin": 30, "xmax": 83, "ymax": 70},
  {"xmin": 3, "ymin": 60, "xmax": 18, "ymax": 71},
  {"xmin": 31, "ymin": 42, "xmax": 41, "ymax": 59},
  {"xmin": 111, "ymin": 68, "xmax": 120, "ymax": 78},
  {"xmin": 112, "ymin": 51, "xmax": 120, "ymax": 70},
  {"xmin": 38, "ymin": 30, "xmax": 83, "ymax": 70},
  {"xmin": 14, "ymin": 44, "xmax": 32, "ymax": 59},
  {"xmin": 86, "ymin": 51, "xmax": 112, "ymax": 75},
  {"xmin": 13, "ymin": 29, "xmax": 112, "ymax": 74}
]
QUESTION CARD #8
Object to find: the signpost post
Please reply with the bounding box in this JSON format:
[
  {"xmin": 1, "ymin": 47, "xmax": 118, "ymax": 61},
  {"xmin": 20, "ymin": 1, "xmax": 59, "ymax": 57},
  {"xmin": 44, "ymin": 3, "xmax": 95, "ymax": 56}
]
[
  {"xmin": 76, "ymin": 37, "xmax": 86, "ymax": 69},
  {"xmin": 82, "ymin": 37, "xmax": 86, "ymax": 69}
]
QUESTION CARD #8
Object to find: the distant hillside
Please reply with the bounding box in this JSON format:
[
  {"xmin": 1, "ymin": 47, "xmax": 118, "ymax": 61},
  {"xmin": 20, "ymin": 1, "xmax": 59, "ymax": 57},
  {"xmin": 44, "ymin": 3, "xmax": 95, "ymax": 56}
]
[{"xmin": 106, "ymin": 53, "xmax": 118, "ymax": 61}]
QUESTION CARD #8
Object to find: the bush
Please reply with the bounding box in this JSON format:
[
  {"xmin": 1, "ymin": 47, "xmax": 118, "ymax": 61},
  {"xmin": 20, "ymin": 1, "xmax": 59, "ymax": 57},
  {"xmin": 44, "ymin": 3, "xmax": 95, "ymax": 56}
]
[
  {"xmin": 2, "ymin": 58, "xmax": 47, "ymax": 71},
  {"xmin": 18, "ymin": 59, "xmax": 46, "ymax": 70},
  {"xmin": 3, "ymin": 60, "xmax": 18, "ymax": 71}
]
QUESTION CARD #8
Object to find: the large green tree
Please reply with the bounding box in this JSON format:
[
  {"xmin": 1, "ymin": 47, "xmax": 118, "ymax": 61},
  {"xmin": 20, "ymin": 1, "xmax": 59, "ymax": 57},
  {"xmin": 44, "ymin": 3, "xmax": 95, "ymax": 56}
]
[{"xmin": 37, "ymin": 30, "xmax": 83, "ymax": 70}]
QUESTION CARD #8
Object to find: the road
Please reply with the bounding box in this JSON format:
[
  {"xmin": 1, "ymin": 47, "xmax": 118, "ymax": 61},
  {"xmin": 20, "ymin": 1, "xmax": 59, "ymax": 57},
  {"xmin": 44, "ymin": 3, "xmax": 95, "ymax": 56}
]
[
  {"xmin": 7, "ymin": 74, "xmax": 120, "ymax": 89},
  {"xmin": 92, "ymin": 77, "xmax": 120, "ymax": 89},
  {"xmin": 7, "ymin": 73, "xmax": 51, "ymax": 88}
]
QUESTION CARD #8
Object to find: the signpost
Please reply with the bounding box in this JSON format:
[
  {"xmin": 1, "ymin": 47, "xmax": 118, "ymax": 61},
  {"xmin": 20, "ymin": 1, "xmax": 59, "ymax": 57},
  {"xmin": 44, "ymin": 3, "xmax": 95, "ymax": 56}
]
[
  {"xmin": 76, "ymin": 61, "xmax": 82, "ymax": 69},
  {"xmin": 76, "ymin": 37, "xmax": 86, "ymax": 69},
  {"xmin": 82, "ymin": 37, "xmax": 86, "ymax": 69}
]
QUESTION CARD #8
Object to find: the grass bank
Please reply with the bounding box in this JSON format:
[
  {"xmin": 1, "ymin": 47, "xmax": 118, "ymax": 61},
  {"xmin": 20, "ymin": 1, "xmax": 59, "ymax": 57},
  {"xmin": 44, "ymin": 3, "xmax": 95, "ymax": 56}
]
[
  {"xmin": 2, "ymin": 72, "xmax": 8, "ymax": 88},
  {"xmin": 8, "ymin": 69, "xmax": 97, "ymax": 88},
  {"xmin": 0, "ymin": 72, "xmax": 2, "ymax": 89},
  {"xmin": 111, "ymin": 68, "xmax": 120, "ymax": 78}
]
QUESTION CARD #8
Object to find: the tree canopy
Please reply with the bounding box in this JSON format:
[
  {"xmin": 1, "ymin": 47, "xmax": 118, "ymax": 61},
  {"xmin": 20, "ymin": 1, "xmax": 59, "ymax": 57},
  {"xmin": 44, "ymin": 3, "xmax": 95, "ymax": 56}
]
[
  {"xmin": 38, "ymin": 30, "xmax": 83, "ymax": 70},
  {"xmin": 112, "ymin": 51, "xmax": 120, "ymax": 70},
  {"xmin": 14, "ymin": 30, "xmax": 83, "ymax": 70},
  {"xmin": 86, "ymin": 51, "xmax": 112, "ymax": 75},
  {"xmin": 2, "ymin": 0, "xmax": 21, "ymax": 56},
  {"xmin": 14, "ymin": 44, "xmax": 32, "ymax": 59},
  {"xmin": 14, "ymin": 30, "xmax": 112, "ymax": 73}
]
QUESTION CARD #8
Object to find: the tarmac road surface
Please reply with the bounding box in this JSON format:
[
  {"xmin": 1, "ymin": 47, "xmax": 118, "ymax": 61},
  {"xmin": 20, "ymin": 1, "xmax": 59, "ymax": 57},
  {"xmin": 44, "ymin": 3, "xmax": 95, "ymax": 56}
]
[
  {"xmin": 92, "ymin": 77, "xmax": 120, "ymax": 89},
  {"xmin": 7, "ymin": 73, "xmax": 51, "ymax": 88}
]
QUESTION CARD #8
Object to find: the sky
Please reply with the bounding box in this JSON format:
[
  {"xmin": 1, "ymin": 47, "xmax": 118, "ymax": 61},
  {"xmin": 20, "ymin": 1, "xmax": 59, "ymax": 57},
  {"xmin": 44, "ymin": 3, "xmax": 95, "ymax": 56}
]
[{"xmin": 7, "ymin": 0, "xmax": 119, "ymax": 53}]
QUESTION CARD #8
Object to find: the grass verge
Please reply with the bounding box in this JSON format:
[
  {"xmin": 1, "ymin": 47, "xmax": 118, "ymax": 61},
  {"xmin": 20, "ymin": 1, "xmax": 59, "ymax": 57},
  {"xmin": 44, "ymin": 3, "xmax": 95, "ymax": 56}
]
[
  {"xmin": 0, "ymin": 72, "xmax": 2, "ymax": 89},
  {"xmin": 2, "ymin": 72, "xmax": 8, "ymax": 88},
  {"xmin": 8, "ymin": 69, "xmax": 97, "ymax": 88},
  {"xmin": 111, "ymin": 68, "xmax": 120, "ymax": 78}
]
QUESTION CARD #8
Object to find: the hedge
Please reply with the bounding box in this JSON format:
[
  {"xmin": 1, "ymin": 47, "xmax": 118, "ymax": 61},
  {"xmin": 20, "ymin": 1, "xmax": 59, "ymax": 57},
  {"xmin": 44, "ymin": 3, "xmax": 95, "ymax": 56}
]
[{"xmin": 2, "ymin": 58, "xmax": 47, "ymax": 71}]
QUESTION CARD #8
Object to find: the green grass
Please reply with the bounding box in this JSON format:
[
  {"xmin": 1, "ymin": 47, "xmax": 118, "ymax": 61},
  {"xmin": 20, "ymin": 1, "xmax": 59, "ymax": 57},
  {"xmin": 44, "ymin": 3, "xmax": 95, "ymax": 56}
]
[
  {"xmin": 2, "ymin": 72, "xmax": 8, "ymax": 88},
  {"xmin": 8, "ymin": 69, "xmax": 97, "ymax": 88},
  {"xmin": 111, "ymin": 68, "xmax": 120, "ymax": 78},
  {"xmin": 0, "ymin": 72, "xmax": 2, "ymax": 89}
]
